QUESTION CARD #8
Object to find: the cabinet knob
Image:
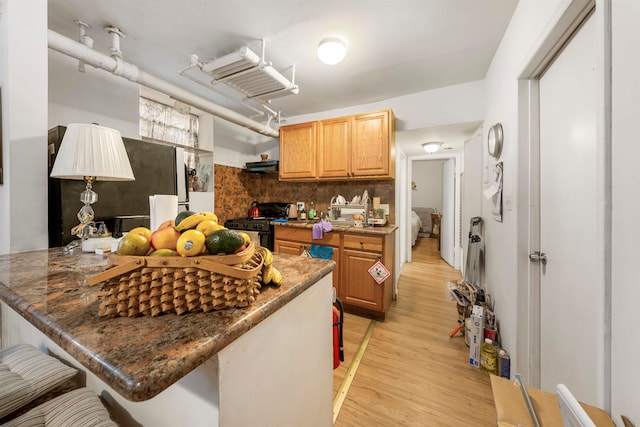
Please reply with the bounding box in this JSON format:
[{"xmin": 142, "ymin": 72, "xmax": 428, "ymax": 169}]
[{"xmin": 360, "ymin": 241, "xmax": 364, "ymax": 246}]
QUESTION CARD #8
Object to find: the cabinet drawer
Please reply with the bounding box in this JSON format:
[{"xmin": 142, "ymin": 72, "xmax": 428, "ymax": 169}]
[
  {"xmin": 343, "ymin": 234, "xmax": 383, "ymax": 252},
  {"xmin": 274, "ymin": 226, "xmax": 340, "ymax": 246}
]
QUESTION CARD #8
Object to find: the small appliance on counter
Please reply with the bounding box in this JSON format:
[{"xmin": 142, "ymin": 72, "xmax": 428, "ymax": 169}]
[{"xmin": 367, "ymin": 208, "xmax": 388, "ymax": 226}]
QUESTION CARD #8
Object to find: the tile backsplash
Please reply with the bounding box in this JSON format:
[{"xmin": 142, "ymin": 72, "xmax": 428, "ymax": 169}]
[{"xmin": 214, "ymin": 164, "xmax": 395, "ymax": 224}]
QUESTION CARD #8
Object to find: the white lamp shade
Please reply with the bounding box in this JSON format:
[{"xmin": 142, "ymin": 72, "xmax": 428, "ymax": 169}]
[
  {"xmin": 317, "ymin": 37, "xmax": 346, "ymax": 65},
  {"xmin": 50, "ymin": 123, "xmax": 135, "ymax": 181}
]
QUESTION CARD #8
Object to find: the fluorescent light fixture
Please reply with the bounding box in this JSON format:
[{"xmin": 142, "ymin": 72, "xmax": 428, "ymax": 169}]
[
  {"xmin": 422, "ymin": 142, "xmax": 442, "ymax": 154},
  {"xmin": 317, "ymin": 37, "xmax": 346, "ymax": 65}
]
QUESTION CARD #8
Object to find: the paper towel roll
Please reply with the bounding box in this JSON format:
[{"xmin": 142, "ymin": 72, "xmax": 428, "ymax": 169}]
[
  {"xmin": 149, "ymin": 195, "xmax": 178, "ymax": 231},
  {"xmin": 372, "ymin": 197, "xmax": 381, "ymax": 209}
]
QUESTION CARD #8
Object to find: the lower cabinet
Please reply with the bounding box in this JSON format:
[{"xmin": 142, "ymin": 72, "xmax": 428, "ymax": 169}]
[
  {"xmin": 273, "ymin": 226, "xmax": 395, "ymax": 320},
  {"xmin": 342, "ymin": 249, "xmax": 383, "ymax": 311}
]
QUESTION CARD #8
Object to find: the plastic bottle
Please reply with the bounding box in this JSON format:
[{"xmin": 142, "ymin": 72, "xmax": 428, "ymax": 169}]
[
  {"xmin": 480, "ymin": 338, "xmax": 498, "ymax": 375},
  {"xmin": 308, "ymin": 202, "xmax": 316, "ymax": 220}
]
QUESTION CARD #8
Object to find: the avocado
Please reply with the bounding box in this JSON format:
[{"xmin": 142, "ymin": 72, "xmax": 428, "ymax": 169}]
[
  {"xmin": 175, "ymin": 210, "xmax": 195, "ymax": 227},
  {"xmin": 205, "ymin": 229, "xmax": 245, "ymax": 255}
]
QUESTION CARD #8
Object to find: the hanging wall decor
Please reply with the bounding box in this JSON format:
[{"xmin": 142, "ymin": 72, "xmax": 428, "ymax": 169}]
[{"xmin": 483, "ymin": 161, "xmax": 503, "ymax": 222}]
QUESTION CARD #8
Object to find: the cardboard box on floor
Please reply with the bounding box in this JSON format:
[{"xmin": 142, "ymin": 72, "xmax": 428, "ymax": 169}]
[{"xmin": 490, "ymin": 375, "xmax": 615, "ymax": 426}]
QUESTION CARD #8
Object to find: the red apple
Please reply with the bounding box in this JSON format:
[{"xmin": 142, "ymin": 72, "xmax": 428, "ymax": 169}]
[{"xmin": 150, "ymin": 226, "xmax": 181, "ymax": 251}]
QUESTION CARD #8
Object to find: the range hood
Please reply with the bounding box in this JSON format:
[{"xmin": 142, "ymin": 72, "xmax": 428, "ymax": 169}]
[{"xmin": 243, "ymin": 160, "xmax": 279, "ymax": 174}]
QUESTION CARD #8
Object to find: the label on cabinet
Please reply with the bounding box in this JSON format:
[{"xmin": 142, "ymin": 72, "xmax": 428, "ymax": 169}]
[{"xmin": 368, "ymin": 260, "xmax": 390, "ymax": 284}]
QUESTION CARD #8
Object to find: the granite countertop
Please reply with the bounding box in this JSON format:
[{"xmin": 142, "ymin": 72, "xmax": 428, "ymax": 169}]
[
  {"xmin": 272, "ymin": 220, "xmax": 397, "ymax": 235},
  {"xmin": 0, "ymin": 248, "xmax": 335, "ymax": 402}
]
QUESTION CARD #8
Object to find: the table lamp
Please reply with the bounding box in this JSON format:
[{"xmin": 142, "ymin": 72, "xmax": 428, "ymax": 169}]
[{"xmin": 50, "ymin": 123, "xmax": 135, "ymax": 252}]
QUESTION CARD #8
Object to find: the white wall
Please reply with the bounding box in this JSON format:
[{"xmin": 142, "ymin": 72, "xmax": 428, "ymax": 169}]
[
  {"xmin": 481, "ymin": 0, "xmax": 568, "ymax": 380},
  {"xmin": 286, "ymin": 80, "xmax": 486, "ymax": 132},
  {"xmin": 411, "ymin": 160, "xmax": 444, "ymax": 211},
  {"xmin": 611, "ymin": 0, "xmax": 640, "ymax": 422},
  {"xmin": 0, "ymin": 0, "xmax": 49, "ymax": 254}
]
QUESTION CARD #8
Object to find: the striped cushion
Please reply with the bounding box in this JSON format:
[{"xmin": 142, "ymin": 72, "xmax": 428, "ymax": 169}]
[
  {"xmin": 0, "ymin": 345, "xmax": 77, "ymax": 419},
  {"xmin": 1, "ymin": 388, "xmax": 116, "ymax": 427}
]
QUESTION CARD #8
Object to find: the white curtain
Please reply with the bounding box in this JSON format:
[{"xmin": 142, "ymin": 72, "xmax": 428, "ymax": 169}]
[{"xmin": 139, "ymin": 97, "xmax": 200, "ymax": 171}]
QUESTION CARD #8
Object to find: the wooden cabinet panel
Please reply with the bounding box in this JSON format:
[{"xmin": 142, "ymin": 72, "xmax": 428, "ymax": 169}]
[
  {"xmin": 343, "ymin": 234, "xmax": 383, "ymax": 252},
  {"xmin": 279, "ymin": 121, "xmax": 317, "ymax": 180},
  {"xmin": 352, "ymin": 110, "xmax": 393, "ymax": 178},
  {"xmin": 274, "ymin": 240, "xmax": 304, "ymax": 256},
  {"xmin": 342, "ymin": 249, "xmax": 384, "ymax": 311},
  {"xmin": 318, "ymin": 116, "xmax": 351, "ymax": 178}
]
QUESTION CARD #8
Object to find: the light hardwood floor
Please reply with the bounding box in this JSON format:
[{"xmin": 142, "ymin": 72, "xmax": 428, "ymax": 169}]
[{"xmin": 333, "ymin": 237, "xmax": 497, "ymax": 426}]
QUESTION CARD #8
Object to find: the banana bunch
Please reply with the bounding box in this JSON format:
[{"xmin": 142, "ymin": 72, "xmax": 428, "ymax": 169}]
[
  {"xmin": 175, "ymin": 212, "xmax": 218, "ymax": 232},
  {"xmin": 257, "ymin": 247, "xmax": 282, "ymax": 287}
]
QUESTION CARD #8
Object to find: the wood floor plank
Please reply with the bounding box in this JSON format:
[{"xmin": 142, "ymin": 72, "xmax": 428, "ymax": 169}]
[{"xmin": 333, "ymin": 237, "xmax": 497, "ymax": 426}]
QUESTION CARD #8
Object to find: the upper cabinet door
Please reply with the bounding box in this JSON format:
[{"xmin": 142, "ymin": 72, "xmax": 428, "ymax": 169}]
[
  {"xmin": 351, "ymin": 110, "xmax": 394, "ymax": 178},
  {"xmin": 279, "ymin": 121, "xmax": 317, "ymax": 180},
  {"xmin": 318, "ymin": 116, "xmax": 351, "ymax": 179}
]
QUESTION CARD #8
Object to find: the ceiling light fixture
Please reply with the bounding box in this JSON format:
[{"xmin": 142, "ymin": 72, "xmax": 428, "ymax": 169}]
[
  {"xmin": 317, "ymin": 37, "xmax": 346, "ymax": 65},
  {"xmin": 422, "ymin": 142, "xmax": 442, "ymax": 154}
]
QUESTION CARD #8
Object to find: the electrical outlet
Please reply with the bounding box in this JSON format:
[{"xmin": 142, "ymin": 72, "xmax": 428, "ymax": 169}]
[
  {"xmin": 296, "ymin": 202, "xmax": 305, "ymax": 211},
  {"xmin": 504, "ymin": 195, "xmax": 513, "ymax": 211}
]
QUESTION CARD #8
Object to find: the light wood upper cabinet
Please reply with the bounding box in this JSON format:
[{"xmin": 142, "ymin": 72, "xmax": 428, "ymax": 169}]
[
  {"xmin": 351, "ymin": 110, "xmax": 395, "ymax": 178},
  {"xmin": 317, "ymin": 116, "xmax": 351, "ymax": 179},
  {"xmin": 279, "ymin": 109, "xmax": 395, "ymax": 181},
  {"xmin": 279, "ymin": 121, "xmax": 317, "ymax": 180}
]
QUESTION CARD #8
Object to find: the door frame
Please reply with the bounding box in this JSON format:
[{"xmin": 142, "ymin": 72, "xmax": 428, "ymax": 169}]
[
  {"xmin": 516, "ymin": 0, "xmax": 611, "ymax": 408},
  {"xmin": 405, "ymin": 151, "xmax": 462, "ymax": 270}
]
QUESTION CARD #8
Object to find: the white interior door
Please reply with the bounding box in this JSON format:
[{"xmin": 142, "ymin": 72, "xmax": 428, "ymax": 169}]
[
  {"xmin": 440, "ymin": 159, "xmax": 455, "ymax": 267},
  {"xmin": 537, "ymin": 13, "xmax": 604, "ymax": 405}
]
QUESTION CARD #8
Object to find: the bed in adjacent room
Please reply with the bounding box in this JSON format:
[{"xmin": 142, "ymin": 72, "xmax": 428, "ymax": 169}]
[
  {"xmin": 411, "ymin": 207, "xmax": 436, "ymax": 245},
  {"xmin": 411, "ymin": 210, "xmax": 422, "ymax": 246}
]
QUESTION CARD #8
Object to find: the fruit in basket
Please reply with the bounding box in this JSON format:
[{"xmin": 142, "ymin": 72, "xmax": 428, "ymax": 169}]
[
  {"xmin": 157, "ymin": 219, "xmax": 176, "ymax": 230},
  {"xmin": 150, "ymin": 226, "xmax": 181, "ymax": 251},
  {"xmin": 175, "ymin": 211, "xmax": 218, "ymax": 232},
  {"xmin": 237, "ymin": 231, "xmax": 251, "ymax": 246},
  {"xmin": 205, "ymin": 229, "xmax": 245, "ymax": 255},
  {"xmin": 117, "ymin": 233, "xmax": 151, "ymax": 256},
  {"xmin": 129, "ymin": 226, "xmax": 152, "ymax": 241},
  {"xmin": 149, "ymin": 249, "xmax": 179, "ymax": 257},
  {"xmin": 256, "ymin": 246, "xmax": 273, "ymax": 266},
  {"xmin": 176, "ymin": 229, "xmax": 206, "ymax": 257},
  {"xmin": 175, "ymin": 210, "xmax": 195, "ymax": 227},
  {"xmin": 196, "ymin": 220, "xmax": 225, "ymax": 236}
]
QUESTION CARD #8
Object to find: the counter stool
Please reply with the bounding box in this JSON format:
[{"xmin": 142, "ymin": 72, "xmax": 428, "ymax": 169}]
[{"xmin": 0, "ymin": 344, "xmax": 78, "ymax": 421}]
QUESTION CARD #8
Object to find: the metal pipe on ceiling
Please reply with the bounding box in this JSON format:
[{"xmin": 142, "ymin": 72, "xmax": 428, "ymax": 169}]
[{"xmin": 47, "ymin": 29, "xmax": 280, "ymax": 139}]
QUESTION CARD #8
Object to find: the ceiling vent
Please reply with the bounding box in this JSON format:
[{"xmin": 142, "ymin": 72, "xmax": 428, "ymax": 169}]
[{"xmin": 180, "ymin": 40, "xmax": 298, "ymax": 124}]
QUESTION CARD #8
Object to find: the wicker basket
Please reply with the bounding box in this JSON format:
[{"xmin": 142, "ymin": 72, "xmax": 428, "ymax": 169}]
[{"xmin": 88, "ymin": 242, "xmax": 264, "ymax": 317}]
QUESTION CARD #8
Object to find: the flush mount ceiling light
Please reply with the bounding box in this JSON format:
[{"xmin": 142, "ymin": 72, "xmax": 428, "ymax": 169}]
[
  {"xmin": 422, "ymin": 142, "xmax": 442, "ymax": 154},
  {"xmin": 317, "ymin": 37, "xmax": 346, "ymax": 65}
]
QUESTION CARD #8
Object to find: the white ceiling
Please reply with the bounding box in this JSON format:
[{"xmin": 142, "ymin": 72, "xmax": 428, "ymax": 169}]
[{"xmin": 47, "ymin": 0, "xmax": 518, "ymax": 157}]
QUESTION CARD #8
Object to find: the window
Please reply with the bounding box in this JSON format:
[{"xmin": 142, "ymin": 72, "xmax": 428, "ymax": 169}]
[{"xmin": 139, "ymin": 96, "xmax": 201, "ymax": 177}]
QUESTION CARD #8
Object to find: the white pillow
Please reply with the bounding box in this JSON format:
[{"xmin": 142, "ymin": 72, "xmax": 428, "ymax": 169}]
[
  {"xmin": 0, "ymin": 344, "xmax": 78, "ymax": 419},
  {"xmin": 1, "ymin": 388, "xmax": 116, "ymax": 427}
]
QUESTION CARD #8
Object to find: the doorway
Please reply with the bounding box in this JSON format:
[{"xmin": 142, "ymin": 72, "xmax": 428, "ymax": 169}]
[{"xmin": 408, "ymin": 155, "xmax": 460, "ymax": 269}]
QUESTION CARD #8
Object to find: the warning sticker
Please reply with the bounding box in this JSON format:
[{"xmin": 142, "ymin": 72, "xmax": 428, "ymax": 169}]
[{"xmin": 368, "ymin": 260, "xmax": 391, "ymax": 284}]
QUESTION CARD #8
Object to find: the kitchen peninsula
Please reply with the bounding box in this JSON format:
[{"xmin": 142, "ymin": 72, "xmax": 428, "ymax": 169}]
[{"xmin": 0, "ymin": 249, "xmax": 334, "ymax": 426}]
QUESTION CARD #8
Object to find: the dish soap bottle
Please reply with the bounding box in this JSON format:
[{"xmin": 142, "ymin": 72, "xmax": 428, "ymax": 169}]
[
  {"xmin": 308, "ymin": 202, "xmax": 316, "ymax": 220},
  {"xmin": 480, "ymin": 338, "xmax": 498, "ymax": 376}
]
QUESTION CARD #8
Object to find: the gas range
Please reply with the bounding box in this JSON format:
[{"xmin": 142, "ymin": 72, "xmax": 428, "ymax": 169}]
[{"xmin": 224, "ymin": 217, "xmax": 274, "ymax": 232}]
